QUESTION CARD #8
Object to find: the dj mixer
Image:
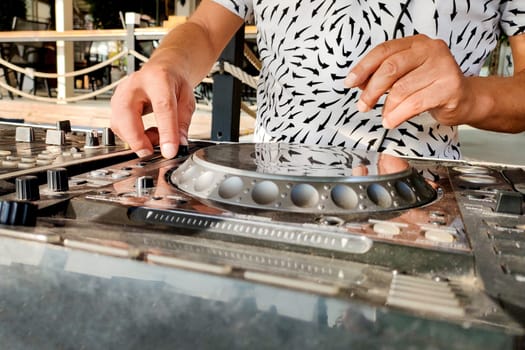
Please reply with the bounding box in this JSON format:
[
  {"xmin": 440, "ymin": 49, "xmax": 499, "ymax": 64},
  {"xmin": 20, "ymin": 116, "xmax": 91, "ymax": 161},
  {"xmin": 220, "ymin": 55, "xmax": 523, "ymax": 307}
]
[{"xmin": 0, "ymin": 121, "xmax": 524, "ymax": 349}]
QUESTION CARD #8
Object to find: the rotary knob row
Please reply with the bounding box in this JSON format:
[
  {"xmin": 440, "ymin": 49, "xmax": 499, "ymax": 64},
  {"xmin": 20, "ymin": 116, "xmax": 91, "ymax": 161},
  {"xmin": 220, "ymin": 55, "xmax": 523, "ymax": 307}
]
[
  {"xmin": 15, "ymin": 168, "xmax": 69, "ymax": 201},
  {"xmin": 16, "ymin": 122, "xmax": 117, "ymax": 147},
  {"xmin": 6, "ymin": 168, "xmax": 70, "ymax": 227},
  {"xmin": 43, "ymin": 127, "xmax": 116, "ymax": 146}
]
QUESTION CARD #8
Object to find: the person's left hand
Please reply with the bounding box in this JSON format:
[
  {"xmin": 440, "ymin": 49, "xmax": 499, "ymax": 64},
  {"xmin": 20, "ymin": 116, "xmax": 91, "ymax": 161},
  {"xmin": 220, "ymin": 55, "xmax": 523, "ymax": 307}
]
[{"xmin": 344, "ymin": 34, "xmax": 472, "ymax": 129}]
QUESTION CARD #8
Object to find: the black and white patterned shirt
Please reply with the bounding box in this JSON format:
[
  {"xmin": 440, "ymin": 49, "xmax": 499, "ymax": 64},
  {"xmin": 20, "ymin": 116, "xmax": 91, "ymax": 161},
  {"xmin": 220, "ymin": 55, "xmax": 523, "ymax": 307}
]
[{"xmin": 212, "ymin": 0, "xmax": 525, "ymax": 159}]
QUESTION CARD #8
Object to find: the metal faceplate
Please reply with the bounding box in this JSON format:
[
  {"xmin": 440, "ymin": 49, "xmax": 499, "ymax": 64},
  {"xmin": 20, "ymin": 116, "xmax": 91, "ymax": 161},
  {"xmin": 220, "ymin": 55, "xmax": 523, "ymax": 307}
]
[{"xmin": 0, "ymin": 132, "xmax": 524, "ymax": 346}]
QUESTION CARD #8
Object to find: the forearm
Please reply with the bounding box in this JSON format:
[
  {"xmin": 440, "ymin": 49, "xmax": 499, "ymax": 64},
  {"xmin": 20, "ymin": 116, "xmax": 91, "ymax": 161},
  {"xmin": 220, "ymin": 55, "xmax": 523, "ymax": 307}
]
[
  {"xmin": 148, "ymin": 23, "xmax": 218, "ymax": 87},
  {"xmin": 464, "ymin": 72, "xmax": 525, "ymax": 133},
  {"xmin": 146, "ymin": 1, "xmax": 243, "ymax": 88}
]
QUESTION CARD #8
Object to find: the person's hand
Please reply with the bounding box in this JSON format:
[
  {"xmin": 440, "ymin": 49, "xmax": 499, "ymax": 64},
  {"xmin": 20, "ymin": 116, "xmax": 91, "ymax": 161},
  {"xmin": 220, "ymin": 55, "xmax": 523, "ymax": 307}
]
[
  {"xmin": 110, "ymin": 58, "xmax": 195, "ymax": 158},
  {"xmin": 351, "ymin": 153, "xmax": 408, "ymax": 176},
  {"xmin": 344, "ymin": 34, "xmax": 472, "ymax": 129}
]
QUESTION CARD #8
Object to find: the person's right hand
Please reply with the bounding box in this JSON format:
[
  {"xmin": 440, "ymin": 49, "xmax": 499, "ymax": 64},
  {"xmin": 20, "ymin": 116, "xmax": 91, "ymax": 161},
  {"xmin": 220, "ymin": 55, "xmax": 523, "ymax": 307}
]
[{"xmin": 110, "ymin": 57, "xmax": 195, "ymax": 159}]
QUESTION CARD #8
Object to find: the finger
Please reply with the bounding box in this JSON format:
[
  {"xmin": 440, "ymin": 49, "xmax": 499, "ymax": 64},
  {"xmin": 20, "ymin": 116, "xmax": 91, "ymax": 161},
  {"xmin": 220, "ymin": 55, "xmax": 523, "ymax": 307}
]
[
  {"xmin": 110, "ymin": 80, "xmax": 154, "ymax": 157},
  {"xmin": 144, "ymin": 75, "xmax": 180, "ymax": 159},
  {"xmin": 151, "ymin": 79, "xmax": 195, "ymax": 158},
  {"xmin": 352, "ymin": 165, "xmax": 369, "ymax": 176},
  {"xmin": 175, "ymin": 80, "xmax": 195, "ymax": 146},
  {"xmin": 378, "ymin": 153, "xmax": 408, "ymax": 174},
  {"xmin": 382, "ymin": 63, "xmax": 435, "ymax": 115},
  {"xmin": 357, "ymin": 48, "xmax": 426, "ymax": 112},
  {"xmin": 382, "ymin": 83, "xmax": 443, "ymax": 129},
  {"xmin": 344, "ymin": 36, "xmax": 417, "ymax": 88},
  {"xmin": 145, "ymin": 127, "xmax": 160, "ymax": 146}
]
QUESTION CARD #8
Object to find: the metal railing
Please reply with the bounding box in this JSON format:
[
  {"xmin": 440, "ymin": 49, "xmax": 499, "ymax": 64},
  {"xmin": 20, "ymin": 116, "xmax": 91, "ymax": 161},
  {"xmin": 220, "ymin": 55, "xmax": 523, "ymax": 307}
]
[
  {"xmin": 0, "ymin": 19, "xmax": 167, "ymax": 102},
  {"xmin": 0, "ymin": 16, "xmax": 259, "ymax": 123}
]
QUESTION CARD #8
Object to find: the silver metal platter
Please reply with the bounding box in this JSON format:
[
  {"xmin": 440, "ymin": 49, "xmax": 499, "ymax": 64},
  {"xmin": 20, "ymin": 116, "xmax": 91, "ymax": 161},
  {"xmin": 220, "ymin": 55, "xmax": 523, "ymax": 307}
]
[{"xmin": 170, "ymin": 143, "xmax": 437, "ymax": 215}]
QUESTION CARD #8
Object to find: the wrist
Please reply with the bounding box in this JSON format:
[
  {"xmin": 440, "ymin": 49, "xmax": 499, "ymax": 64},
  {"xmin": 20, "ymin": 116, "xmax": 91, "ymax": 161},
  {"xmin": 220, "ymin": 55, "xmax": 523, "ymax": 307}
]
[{"xmin": 461, "ymin": 76, "xmax": 497, "ymax": 128}]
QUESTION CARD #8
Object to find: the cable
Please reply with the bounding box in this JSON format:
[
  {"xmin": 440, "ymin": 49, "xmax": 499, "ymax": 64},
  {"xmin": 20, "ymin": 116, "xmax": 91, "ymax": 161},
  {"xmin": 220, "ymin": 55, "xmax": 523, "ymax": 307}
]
[{"xmin": 375, "ymin": 0, "xmax": 412, "ymax": 152}]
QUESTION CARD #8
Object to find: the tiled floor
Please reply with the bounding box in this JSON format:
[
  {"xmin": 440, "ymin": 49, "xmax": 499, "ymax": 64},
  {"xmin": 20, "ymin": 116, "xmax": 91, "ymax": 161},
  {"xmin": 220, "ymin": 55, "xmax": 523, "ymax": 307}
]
[{"xmin": 0, "ymin": 95, "xmax": 255, "ymax": 140}]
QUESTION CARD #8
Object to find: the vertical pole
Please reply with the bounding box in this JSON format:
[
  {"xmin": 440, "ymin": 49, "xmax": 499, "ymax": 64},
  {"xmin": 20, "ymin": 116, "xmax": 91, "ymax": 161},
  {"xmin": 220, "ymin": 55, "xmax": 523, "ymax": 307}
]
[
  {"xmin": 55, "ymin": 0, "xmax": 74, "ymax": 102},
  {"xmin": 155, "ymin": 0, "xmax": 160, "ymax": 26},
  {"xmin": 175, "ymin": 0, "xmax": 195, "ymax": 16},
  {"xmin": 211, "ymin": 26, "xmax": 244, "ymax": 142},
  {"xmin": 125, "ymin": 12, "xmax": 140, "ymax": 75}
]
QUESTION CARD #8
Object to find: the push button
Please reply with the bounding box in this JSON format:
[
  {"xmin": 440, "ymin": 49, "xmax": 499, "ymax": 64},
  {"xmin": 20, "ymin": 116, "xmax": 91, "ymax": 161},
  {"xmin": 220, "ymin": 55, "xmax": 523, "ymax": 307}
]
[{"xmin": 494, "ymin": 190, "xmax": 523, "ymax": 215}]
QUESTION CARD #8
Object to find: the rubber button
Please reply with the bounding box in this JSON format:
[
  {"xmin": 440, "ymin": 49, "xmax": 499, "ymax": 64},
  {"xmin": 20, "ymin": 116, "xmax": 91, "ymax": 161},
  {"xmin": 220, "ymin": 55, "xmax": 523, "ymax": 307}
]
[
  {"xmin": 373, "ymin": 222, "xmax": 401, "ymax": 236},
  {"xmin": 425, "ymin": 229, "xmax": 454, "ymax": 243}
]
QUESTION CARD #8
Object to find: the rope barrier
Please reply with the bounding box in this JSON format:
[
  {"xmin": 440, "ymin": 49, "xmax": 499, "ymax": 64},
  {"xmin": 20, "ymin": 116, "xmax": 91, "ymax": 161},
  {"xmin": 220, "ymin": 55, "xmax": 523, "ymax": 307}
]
[
  {"xmin": 0, "ymin": 50, "xmax": 128, "ymax": 79},
  {"xmin": 0, "ymin": 45, "xmax": 259, "ymax": 107},
  {"xmin": 128, "ymin": 49, "xmax": 149, "ymax": 63},
  {"xmin": 243, "ymin": 43, "xmax": 261, "ymax": 71},
  {"xmin": 241, "ymin": 101, "xmax": 256, "ymax": 119},
  {"xmin": 210, "ymin": 61, "xmax": 258, "ymax": 90},
  {"xmin": 0, "ymin": 79, "xmax": 59, "ymax": 103},
  {"xmin": 0, "ymin": 76, "xmax": 127, "ymax": 103}
]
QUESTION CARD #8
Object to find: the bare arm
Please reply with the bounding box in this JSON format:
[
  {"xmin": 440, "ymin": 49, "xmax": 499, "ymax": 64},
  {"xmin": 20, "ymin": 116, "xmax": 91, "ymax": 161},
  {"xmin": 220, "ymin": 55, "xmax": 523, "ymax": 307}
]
[
  {"xmin": 111, "ymin": 1, "xmax": 244, "ymax": 158},
  {"xmin": 462, "ymin": 34, "xmax": 525, "ymax": 133},
  {"xmin": 150, "ymin": 1, "xmax": 245, "ymax": 87}
]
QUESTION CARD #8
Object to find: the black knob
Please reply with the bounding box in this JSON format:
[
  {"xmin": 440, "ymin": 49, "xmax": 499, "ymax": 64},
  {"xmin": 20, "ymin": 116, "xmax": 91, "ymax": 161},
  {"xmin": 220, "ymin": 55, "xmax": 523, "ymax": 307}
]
[
  {"xmin": 85, "ymin": 130, "xmax": 100, "ymax": 147},
  {"xmin": 176, "ymin": 144, "xmax": 190, "ymax": 158},
  {"xmin": 47, "ymin": 168, "xmax": 69, "ymax": 192},
  {"xmin": 15, "ymin": 175, "xmax": 40, "ymax": 201},
  {"xmin": 102, "ymin": 127, "xmax": 116, "ymax": 146},
  {"xmin": 0, "ymin": 201, "xmax": 37, "ymax": 226},
  {"xmin": 56, "ymin": 120, "xmax": 72, "ymax": 133}
]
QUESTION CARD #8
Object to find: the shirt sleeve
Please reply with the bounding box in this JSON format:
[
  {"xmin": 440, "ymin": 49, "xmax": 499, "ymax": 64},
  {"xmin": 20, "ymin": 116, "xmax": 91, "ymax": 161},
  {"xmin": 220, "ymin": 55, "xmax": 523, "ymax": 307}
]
[
  {"xmin": 212, "ymin": 0, "xmax": 253, "ymax": 21},
  {"xmin": 500, "ymin": 1, "xmax": 525, "ymax": 36}
]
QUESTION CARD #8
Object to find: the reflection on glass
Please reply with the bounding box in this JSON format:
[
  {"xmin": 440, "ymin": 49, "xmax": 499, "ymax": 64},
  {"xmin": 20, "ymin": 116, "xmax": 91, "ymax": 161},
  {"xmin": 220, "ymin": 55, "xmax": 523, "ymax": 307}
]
[{"xmin": 200, "ymin": 143, "xmax": 409, "ymax": 178}]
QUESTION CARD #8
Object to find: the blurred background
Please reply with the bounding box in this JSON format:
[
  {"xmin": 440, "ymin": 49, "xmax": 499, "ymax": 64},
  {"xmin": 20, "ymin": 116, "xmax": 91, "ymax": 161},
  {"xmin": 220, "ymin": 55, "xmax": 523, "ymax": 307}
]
[{"xmin": 0, "ymin": 0, "xmax": 523, "ymax": 165}]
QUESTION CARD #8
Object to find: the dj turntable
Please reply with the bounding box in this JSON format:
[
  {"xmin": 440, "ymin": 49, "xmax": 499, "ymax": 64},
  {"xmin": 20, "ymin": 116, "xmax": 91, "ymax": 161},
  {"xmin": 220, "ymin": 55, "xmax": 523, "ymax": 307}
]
[{"xmin": 0, "ymin": 121, "xmax": 524, "ymax": 349}]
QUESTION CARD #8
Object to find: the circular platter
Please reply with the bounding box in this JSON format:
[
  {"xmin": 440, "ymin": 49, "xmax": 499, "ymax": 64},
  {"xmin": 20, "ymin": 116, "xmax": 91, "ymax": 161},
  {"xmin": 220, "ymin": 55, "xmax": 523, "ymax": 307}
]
[{"xmin": 169, "ymin": 143, "xmax": 437, "ymax": 215}]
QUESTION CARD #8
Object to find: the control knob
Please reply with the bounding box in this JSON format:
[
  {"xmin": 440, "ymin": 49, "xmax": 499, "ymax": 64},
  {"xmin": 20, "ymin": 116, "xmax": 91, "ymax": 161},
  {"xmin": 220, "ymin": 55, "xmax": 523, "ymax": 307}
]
[
  {"xmin": 47, "ymin": 168, "xmax": 69, "ymax": 192},
  {"xmin": 136, "ymin": 175, "xmax": 155, "ymax": 195},
  {"xmin": 102, "ymin": 127, "xmax": 116, "ymax": 146},
  {"xmin": 0, "ymin": 200, "xmax": 37, "ymax": 226},
  {"xmin": 15, "ymin": 126, "xmax": 35, "ymax": 142},
  {"xmin": 56, "ymin": 120, "xmax": 72, "ymax": 133},
  {"xmin": 15, "ymin": 175, "xmax": 40, "ymax": 201},
  {"xmin": 85, "ymin": 130, "xmax": 100, "ymax": 147}
]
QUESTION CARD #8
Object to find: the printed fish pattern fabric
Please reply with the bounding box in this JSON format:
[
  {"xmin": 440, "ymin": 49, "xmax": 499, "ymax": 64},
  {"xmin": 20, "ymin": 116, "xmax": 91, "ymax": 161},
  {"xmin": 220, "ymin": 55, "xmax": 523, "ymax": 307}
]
[{"xmin": 213, "ymin": 0, "xmax": 525, "ymax": 159}]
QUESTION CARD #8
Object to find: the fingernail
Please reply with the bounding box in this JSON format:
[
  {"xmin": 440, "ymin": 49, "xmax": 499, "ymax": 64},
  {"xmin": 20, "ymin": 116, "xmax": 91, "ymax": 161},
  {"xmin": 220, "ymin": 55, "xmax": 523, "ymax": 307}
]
[
  {"xmin": 382, "ymin": 118, "xmax": 392, "ymax": 129},
  {"xmin": 357, "ymin": 99, "xmax": 370, "ymax": 113},
  {"xmin": 344, "ymin": 72, "xmax": 358, "ymax": 87},
  {"xmin": 161, "ymin": 143, "xmax": 177, "ymax": 159},
  {"xmin": 136, "ymin": 149, "xmax": 152, "ymax": 158}
]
